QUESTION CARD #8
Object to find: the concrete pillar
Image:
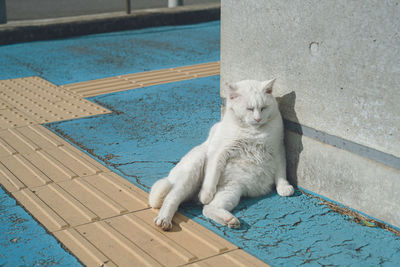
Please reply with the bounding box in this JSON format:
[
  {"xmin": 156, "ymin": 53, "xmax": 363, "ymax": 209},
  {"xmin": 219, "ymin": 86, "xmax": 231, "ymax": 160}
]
[
  {"xmin": 0, "ymin": 0, "xmax": 6, "ymax": 24},
  {"xmin": 126, "ymin": 0, "xmax": 131, "ymax": 14},
  {"xmin": 168, "ymin": 0, "xmax": 183, "ymax": 8},
  {"xmin": 221, "ymin": 0, "xmax": 400, "ymax": 227}
]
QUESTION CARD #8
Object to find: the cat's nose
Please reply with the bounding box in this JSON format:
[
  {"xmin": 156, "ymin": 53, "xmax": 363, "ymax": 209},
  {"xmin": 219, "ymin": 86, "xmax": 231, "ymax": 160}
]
[{"xmin": 255, "ymin": 118, "xmax": 261, "ymax": 122}]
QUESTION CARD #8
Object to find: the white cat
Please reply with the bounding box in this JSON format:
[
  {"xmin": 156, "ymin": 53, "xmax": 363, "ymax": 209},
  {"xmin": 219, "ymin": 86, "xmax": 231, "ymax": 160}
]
[{"xmin": 149, "ymin": 79, "xmax": 294, "ymax": 230}]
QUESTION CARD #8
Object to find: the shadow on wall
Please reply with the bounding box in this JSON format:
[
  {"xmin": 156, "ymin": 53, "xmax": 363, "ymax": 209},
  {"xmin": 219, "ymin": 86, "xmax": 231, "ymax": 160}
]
[{"xmin": 277, "ymin": 91, "xmax": 303, "ymax": 186}]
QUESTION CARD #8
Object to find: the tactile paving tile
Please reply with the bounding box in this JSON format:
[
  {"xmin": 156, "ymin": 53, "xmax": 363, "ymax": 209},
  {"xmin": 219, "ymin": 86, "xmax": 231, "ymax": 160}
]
[
  {"xmin": 0, "ymin": 126, "xmax": 110, "ymax": 192},
  {"xmin": 81, "ymin": 172, "xmax": 149, "ymax": 211},
  {"xmin": 76, "ymin": 220, "xmax": 164, "ymax": 266},
  {"xmin": 33, "ymin": 183, "xmax": 100, "ymax": 226},
  {"xmin": 63, "ymin": 210, "xmax": 236, "ymax": 267},
  {"xmin": 0, "ymin": 108, "xmax": 37, "ymax": 130},
  {"xmin": 10, "ymin": 172, "xmax": 150, "ymax": 233},
  {"xmin": 134, "ymin": 209, "xmax": 237, "ymax": 257},
  {"xmin": 0, "ymin": 148, "xmax": 105, "ymax": 189},
  {"xmin": 189, "ymin": 249, "xmax": 269, "ymax": 267},
  {"xmin": 12, "ymin": 188, "xmax": 70, "ymax": 232},
  {"xmin": 63, "ymin": 62, "xmax": 220, "ymax": 97},
  {"xmin": 57, "ymin": 173, "xmax": 149, "ymax": 219},
  {"xmin": 0, "ymin": 154, "xmax": 53, "ymax": 191},
  {"xmin": 0, "ymin": 98, "xmax": 11, "ymax": 110},
  {"xmin": 0, "ymin": 125, "xmax": 67, "ymax": 157},
  {"xmin": 53, "ymin": 228, "xmax": 117, "ymax": 267},
  {"xmin": 0, "ymin": 77, "xmax": 110, "ymax": 123}
]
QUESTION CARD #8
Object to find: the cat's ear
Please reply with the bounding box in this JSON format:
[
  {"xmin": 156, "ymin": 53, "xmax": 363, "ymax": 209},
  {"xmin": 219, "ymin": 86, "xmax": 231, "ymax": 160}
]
[
  {"xmin": 262, "ymin": 78, "xmax": 276, "ymax": 94},
  {"xmin": 225, "ymin": 82, "xmax": 240, "ymax": 100}
]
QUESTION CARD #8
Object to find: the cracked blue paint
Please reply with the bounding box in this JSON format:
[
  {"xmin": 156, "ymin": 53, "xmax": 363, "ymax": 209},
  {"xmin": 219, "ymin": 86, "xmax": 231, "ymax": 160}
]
[
  {"xmin": 0, "ymin": 21, "xmax": 220, "ymax": 85},
  {"xmin": 46, "ymin": 77, "xmax": 400, "ymax": 266},
  {"xmin": 0, "ymin": 187, "xmax": 81, "ymax": 266}
]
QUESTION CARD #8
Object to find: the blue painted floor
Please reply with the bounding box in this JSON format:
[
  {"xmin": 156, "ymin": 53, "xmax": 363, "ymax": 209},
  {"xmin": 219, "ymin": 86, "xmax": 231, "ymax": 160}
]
[
  {"xmin": 0, "ymin": 187, "xmax": 81, "ymax": 266},
  {"xmin": 47, "ymin": 77, "xmax": 400, "ymax": 267},
  {"xmin": 0, "ymin": 21, "xmax": 220, "ymax": 85}
]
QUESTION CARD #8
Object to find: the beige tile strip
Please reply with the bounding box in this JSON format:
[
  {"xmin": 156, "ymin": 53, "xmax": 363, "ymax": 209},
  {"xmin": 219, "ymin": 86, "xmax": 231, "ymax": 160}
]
[
  {"xmin": 0, "ymin": 76, "xmax": 111, "ymax": 125},
  {"xmin": 0, "ymin": 64, "xmax": 268, "ymax": 266},
  {"xmin": 62, "ymin": 62, "xmax": 220, "ymax": 97}
]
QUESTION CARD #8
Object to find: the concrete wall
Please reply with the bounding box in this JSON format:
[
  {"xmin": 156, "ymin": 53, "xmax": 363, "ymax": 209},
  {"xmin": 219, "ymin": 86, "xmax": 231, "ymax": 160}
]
[{"xmin": 221, "ymin": 0, "xmax": 400, "ymax": 227}]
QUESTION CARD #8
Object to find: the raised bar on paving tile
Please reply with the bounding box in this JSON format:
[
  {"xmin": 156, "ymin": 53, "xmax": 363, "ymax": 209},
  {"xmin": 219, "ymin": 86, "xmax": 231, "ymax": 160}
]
[
  {"xmin": 12, "ymin": 188, "xmax": 69, "ymax": 232},
  {"xmin": 33, "ymin": 183, "xmax": 100, "ymax": 226},
  {"xmin": 54, "ymin": 228, "xmax": 117, "ymax": 267},
  {"xmin": 82, "ymin": 172, "xmax": 149, "ymax": 211},
  {"xmin": 106, "ymin": 213, "xmax": 198, "ymax": 266},
  {"xmin": 0, "ymin": 154, "xmax": 52, "ymax": 189},
  {"xmin": 63, "ymin": 62, "xmax": 220, "ymax": 97},
  {"xmin": 76, "ymin": 221, "xmax": 163, "ymax": 267},
  {"xmin": 134, "ymin": 209, "xmax": 237, "ymax": 259},
  {"xmin": 189, "ymin": 249, "xmax": 269, "ymax": 267}
]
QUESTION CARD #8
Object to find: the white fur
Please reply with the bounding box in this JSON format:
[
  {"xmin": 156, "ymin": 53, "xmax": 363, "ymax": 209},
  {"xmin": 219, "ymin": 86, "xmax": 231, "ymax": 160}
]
[{"xmin": 149, "ymin": 79, "xmax": 294, "ymax": 230}]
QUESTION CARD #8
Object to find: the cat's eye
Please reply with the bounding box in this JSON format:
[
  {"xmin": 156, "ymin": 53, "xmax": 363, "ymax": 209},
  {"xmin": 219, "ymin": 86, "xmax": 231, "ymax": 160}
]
[
  {"xmin": 247, "ymin": 107, "xmax": 254, "ymax": 111},
  {"xmin": 261, "ymin": 106, "xmax": 268, "ymax": 111}
]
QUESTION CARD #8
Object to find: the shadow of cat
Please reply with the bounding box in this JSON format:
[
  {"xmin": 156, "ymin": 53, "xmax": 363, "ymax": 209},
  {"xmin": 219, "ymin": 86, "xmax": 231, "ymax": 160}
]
[{"xmin": 276, "ymin": 91, "xmax": 304, "ymax": 186}]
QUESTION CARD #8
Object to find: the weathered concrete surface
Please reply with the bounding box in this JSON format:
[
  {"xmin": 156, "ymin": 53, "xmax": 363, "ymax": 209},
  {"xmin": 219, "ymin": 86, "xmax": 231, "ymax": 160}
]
[
  {"xmin": 285, "ymin": 131, "xmax": 400, "ymax": 228},
  {"xmin": 46, "ymin": 77, "xmax": 400, "ymax": 266},
  {"xmin": 221, "ymin": 0, "xmax": 400, "ymax": 227},
  {"xmin": 221, "ymin": 0, "xmax": 399, "ymax": 158}
]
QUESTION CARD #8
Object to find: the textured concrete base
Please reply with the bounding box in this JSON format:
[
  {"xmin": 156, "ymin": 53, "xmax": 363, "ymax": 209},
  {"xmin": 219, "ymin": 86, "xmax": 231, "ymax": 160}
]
[
  {"xmin": 221, "ymin": 0, "xmax": 400, "ymax": 228},
  {"xmin": 285, "ymin": 130, "xmax": 400, "ymax": 228},
  {"xmin": 0, "ymin": 3, "xmax": 220, "ymax": 45}
]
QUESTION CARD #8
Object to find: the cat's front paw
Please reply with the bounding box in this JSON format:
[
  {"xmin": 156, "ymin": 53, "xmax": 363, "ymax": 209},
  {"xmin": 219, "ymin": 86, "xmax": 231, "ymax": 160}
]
[
  {"xmin": 198, "ymin": 187, "xmax": 216, "ymax": 204},
  {"xmin": 154, "ymin": 216, "xmax": 173, "ymax": 231},
  {"xmin": 277, "ymin": 184, "xmax": 294, "ymax": 197}
]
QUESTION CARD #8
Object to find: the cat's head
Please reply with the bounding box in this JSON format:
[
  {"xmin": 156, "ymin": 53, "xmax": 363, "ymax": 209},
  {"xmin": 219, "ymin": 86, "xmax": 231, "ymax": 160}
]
[{"xmin": 225, "ymin": 79, "xmax": 278, "ymax": 127}]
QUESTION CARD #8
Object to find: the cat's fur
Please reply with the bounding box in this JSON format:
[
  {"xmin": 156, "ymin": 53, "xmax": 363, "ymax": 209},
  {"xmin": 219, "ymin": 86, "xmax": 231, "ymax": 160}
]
[{"xmin": 149, "ymin": 79, "xmax": 294, "ymax": 230}]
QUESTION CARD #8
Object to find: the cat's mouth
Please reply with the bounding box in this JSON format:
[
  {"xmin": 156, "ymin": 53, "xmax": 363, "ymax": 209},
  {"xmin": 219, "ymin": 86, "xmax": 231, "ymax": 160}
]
[{"xmin": 249, "ymin": 120, "xmax": 264, "ymax": 127}]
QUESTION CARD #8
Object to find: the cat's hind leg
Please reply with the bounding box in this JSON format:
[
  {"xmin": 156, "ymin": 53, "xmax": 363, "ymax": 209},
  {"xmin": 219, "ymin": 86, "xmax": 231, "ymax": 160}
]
[
  {"xmin": 153, "ymin": 145, "xmax": 206, "ymax": 231},
  {"xmin": 149, "ymin": 178, "xmax": 172, "ymax": 208},
  {"xmin": 202, "ymin": 186, "xmax": 242, "ymax": 229},
  {"xmin": 154, "ymin": 182, "xmax": 196, "ymax": 231}
]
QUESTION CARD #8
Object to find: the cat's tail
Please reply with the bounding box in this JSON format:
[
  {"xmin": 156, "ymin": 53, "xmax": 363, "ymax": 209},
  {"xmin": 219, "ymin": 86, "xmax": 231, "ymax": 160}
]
[{"xmin": 149, "ymin": 178, "xmax": 173, "ymax": 208}]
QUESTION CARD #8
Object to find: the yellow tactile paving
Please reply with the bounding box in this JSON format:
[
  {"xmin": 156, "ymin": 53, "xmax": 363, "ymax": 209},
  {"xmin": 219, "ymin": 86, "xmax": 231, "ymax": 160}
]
[
  {"xmin": 0, "ymin": 76, "xmax": 110, "ymax": 123},
  {"xmin": 0, "ymin": 108, "xmax": 37, "ymax": 130},
  {"xmin": 53, "ymin": 228, "xmax": 116, "ymax": 267},
  {"xmin": 189, "ymin": 249, "xmax": 269, "ymax": 267},
  {"xmin": 82, "ymin": 172, "xmax": 149, "ymax": 210},
  {"xmin": 63, "ymin": 62, "xmax": 220, "ymax": 97},
  {"xmin": 12, "ymin": 188, "xmax": 70, "ymax": 232},
  {"xmin": 0, "ymin": 98, "xmax": 12, "ymax": 109},
  {"xmin": 0, "ymin": 64, "xmax": 269, "ymax": 267},
  {"xmin": 0, "ymin": 154, "xmax": 53, "ymax": 189},
  {"xmin": 135, "ymin": 209, "xmax": 236, "ymax": 256}
]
